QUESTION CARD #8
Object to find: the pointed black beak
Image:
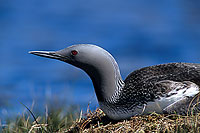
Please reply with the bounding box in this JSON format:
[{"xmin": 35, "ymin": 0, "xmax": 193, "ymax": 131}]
[{"xmin": 29, "ymin": 51, "xmax": 65, "ymax": 60}]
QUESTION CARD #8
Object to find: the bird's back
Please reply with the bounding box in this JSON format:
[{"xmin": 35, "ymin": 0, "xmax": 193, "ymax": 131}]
[{"xmin": 122, "ymin": 63, "xmax": 200, "ymax": 106}]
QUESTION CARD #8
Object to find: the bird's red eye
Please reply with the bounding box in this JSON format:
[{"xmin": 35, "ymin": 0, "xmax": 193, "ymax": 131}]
[{"xmin": 71, "ymin": 50, "xmax": 78, "ymax": 56}]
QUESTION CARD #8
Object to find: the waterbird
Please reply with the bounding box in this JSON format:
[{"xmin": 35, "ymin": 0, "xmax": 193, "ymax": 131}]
[{"xmin": 29, "ymin": 44, "xmax": 200, "ymax": 120}]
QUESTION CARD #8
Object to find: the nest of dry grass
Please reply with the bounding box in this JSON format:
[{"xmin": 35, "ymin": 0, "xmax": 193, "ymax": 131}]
[{"xmin": 67, "ymin": 108, "xmax": 200, "ymax": 133}]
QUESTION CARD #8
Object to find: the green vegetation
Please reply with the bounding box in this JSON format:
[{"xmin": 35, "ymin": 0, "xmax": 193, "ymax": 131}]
[
  {"xmin": 1, "ymin": 105, "xmax": 79, "ymax": 133},
  {"xmin": 2, "ymin": 106, "xmax": 200, "ymax": 132}
]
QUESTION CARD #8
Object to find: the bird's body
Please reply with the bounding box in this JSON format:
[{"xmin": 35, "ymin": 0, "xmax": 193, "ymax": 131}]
[
  {"xmin": 30, "ymin": 44, "xmax": 200, "ymax": 120},
  {"xmin": 100, "ymin": 63, "xmax": 200, "ymax": 119}
]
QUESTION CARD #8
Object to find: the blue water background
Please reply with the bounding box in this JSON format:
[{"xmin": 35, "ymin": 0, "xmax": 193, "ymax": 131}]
[{"xmin": 1, "ymin": 0, "xmax": 200, "ymax": 122}]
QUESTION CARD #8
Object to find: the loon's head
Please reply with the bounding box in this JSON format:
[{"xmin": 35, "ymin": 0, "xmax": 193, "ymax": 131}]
[
  {"xmin": 29, "ymin": 44, "xmax": 122, "ymax": 101},
  {"xmin": 29, "ymin": 44, "xmax": 114, "ymax": 72}
]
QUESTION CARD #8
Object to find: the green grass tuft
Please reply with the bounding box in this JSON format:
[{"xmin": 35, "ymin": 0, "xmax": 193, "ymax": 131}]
[{"xmin": 1, "ymin": 105, "xmax": 79, "ymax": 133}]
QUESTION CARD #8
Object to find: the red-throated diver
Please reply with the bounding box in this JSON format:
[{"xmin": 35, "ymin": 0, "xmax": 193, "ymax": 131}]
[{"xmin": 29, "ymin": 44, "xmax": 200, "ymax": 120}]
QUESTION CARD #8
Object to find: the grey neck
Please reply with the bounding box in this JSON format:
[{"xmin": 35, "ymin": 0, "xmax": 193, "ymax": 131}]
[{"xmin": 82, "ymin": 53, "xmax": 125, "ymax": 102}]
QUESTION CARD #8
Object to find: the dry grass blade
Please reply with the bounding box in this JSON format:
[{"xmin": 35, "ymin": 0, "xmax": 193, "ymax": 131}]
[
  {"xmin": 187, "ymin": 93, "xmax": 200, "ymax": 116},
  {"xmin": 28, "ymin": 124, "xmax": 48, "ymax": 133}
]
